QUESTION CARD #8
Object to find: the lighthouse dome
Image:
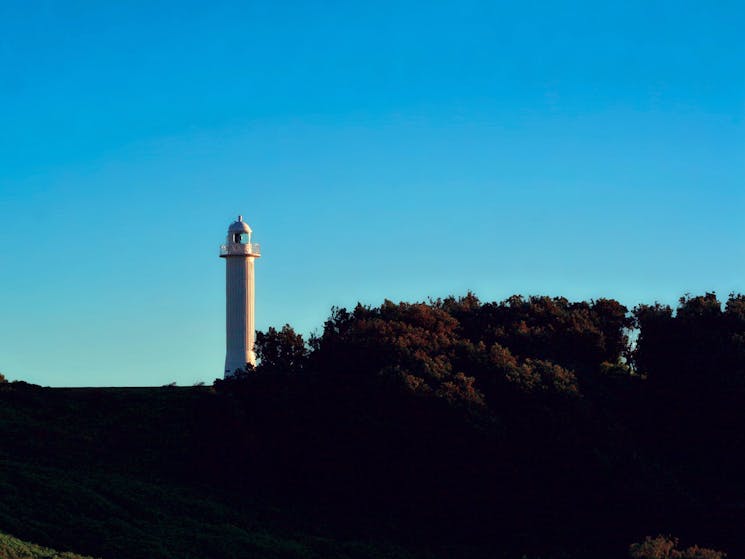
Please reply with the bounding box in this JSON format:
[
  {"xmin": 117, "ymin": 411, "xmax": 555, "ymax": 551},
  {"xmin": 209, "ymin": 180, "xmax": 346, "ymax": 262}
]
[{"xmin": 228, "ymin": 215, "xmax": 252, "ymax": 234}]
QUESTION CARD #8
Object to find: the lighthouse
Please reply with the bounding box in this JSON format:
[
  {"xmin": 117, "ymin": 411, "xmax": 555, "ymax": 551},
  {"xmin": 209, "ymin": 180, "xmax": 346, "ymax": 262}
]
[{"xmin": 219, "ymin": 215, "xmax": 261, "ymax": 377}]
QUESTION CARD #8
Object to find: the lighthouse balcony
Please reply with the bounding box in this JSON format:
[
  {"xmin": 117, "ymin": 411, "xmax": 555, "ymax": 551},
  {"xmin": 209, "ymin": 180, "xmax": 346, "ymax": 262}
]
[{"xmin": 220, "ymin": 242, "xmax": 261, "ymax": 257}]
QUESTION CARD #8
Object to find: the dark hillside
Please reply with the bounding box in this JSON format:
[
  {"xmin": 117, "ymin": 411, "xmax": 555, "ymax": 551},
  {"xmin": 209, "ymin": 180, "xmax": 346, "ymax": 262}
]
[
  {"xmin": 0, "ymin": 386, "xmax": 421, "ymax": 559},
  {"xmin": 0, "ymin": 292, "xmax": 742, "ymax": 558}
]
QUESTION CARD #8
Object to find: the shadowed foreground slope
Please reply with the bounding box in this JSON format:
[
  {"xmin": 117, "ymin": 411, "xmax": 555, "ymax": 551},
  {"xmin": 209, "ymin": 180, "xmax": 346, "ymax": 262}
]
[
  {"xmin": 0, "ymin": 292, "xmax": 741, "ymax": 558},
  {"xmin": 0, "ymin": 385, "xmax": 421, "ymax": 559}
]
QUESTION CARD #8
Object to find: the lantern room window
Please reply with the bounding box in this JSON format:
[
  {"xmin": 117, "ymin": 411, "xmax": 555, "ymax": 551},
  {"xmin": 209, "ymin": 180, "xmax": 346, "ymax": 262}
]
[{"xmin": 233, "ymin": 233, "xmax": 250, "ymax": 244}]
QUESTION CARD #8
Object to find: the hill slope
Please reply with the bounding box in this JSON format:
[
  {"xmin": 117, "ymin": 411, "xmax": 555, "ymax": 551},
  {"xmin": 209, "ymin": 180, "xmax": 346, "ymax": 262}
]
[
  {"xmin": 1, "ymin": 293, "xmax": 742, "ymax": 558},
  {"xmin": 0, "ymin": 385, "xmax": 421, "ymax": 559}
]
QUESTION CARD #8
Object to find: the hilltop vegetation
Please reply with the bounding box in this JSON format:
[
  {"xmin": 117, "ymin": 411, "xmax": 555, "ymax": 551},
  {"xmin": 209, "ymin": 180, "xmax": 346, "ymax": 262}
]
[
  {"xmin": 0, "ymin": 530, "xmax": 95, "ymax": 559},
  {"xmin": 0, "ymin": 292, "xmax": 741, "ymax": 558}
]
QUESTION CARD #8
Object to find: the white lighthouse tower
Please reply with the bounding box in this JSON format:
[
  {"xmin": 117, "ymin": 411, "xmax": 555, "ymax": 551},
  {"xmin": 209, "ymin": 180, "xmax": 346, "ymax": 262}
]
[{"xmin": 219, "ymin": 215, "xmax": 261, "ymax": 377}]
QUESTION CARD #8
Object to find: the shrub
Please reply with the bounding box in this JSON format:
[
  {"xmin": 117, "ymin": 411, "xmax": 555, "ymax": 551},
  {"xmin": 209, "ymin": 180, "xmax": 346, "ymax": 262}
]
[{"xmin": 629, "ymin": 535, "xmax": 725, "ymax": 559}]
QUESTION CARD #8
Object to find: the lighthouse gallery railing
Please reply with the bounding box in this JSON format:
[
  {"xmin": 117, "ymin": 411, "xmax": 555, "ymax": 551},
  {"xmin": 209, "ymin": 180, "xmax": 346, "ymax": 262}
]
[{"xmin": 219, "ymin": 243, "xmax": 261, "ymax": 257}]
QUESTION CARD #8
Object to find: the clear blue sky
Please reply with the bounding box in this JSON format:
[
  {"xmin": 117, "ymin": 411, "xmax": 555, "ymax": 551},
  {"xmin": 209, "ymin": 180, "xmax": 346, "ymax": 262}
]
[{"xmin": 1, "ymin": 1, "xmax": 743, "ymax": 386}]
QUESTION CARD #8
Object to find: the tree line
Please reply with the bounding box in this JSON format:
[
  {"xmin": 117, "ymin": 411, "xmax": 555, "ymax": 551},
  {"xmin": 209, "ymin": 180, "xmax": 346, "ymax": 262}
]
[{"xmin": 209, "ymin": 292, "xmax": 745, "ymax": 558}]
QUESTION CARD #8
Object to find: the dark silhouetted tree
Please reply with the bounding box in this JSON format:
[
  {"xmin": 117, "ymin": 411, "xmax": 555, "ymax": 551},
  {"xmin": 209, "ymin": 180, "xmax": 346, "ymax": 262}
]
[{"xmin": 255, "ymin": 324, "xmax": 308, "ymax": 374}]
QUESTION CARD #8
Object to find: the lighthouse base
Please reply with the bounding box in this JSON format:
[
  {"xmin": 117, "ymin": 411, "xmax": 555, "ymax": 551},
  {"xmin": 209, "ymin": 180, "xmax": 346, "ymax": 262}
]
[{"xmin": 224, "ymin": 350, "xmax": 256, "ymax": 377}]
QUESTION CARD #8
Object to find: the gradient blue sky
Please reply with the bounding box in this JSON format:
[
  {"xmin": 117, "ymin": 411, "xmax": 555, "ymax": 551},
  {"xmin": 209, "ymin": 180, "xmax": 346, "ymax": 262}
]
[{"xmin": 1, "ymin": 1, "xmax": 743, "ymax": 386}]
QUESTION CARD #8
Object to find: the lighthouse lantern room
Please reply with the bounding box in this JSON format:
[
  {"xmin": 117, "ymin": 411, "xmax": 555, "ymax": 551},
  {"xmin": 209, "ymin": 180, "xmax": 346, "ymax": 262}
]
[{"xmin": 219, "ymin": 215, "xmax": 261, "ymax": 377}]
